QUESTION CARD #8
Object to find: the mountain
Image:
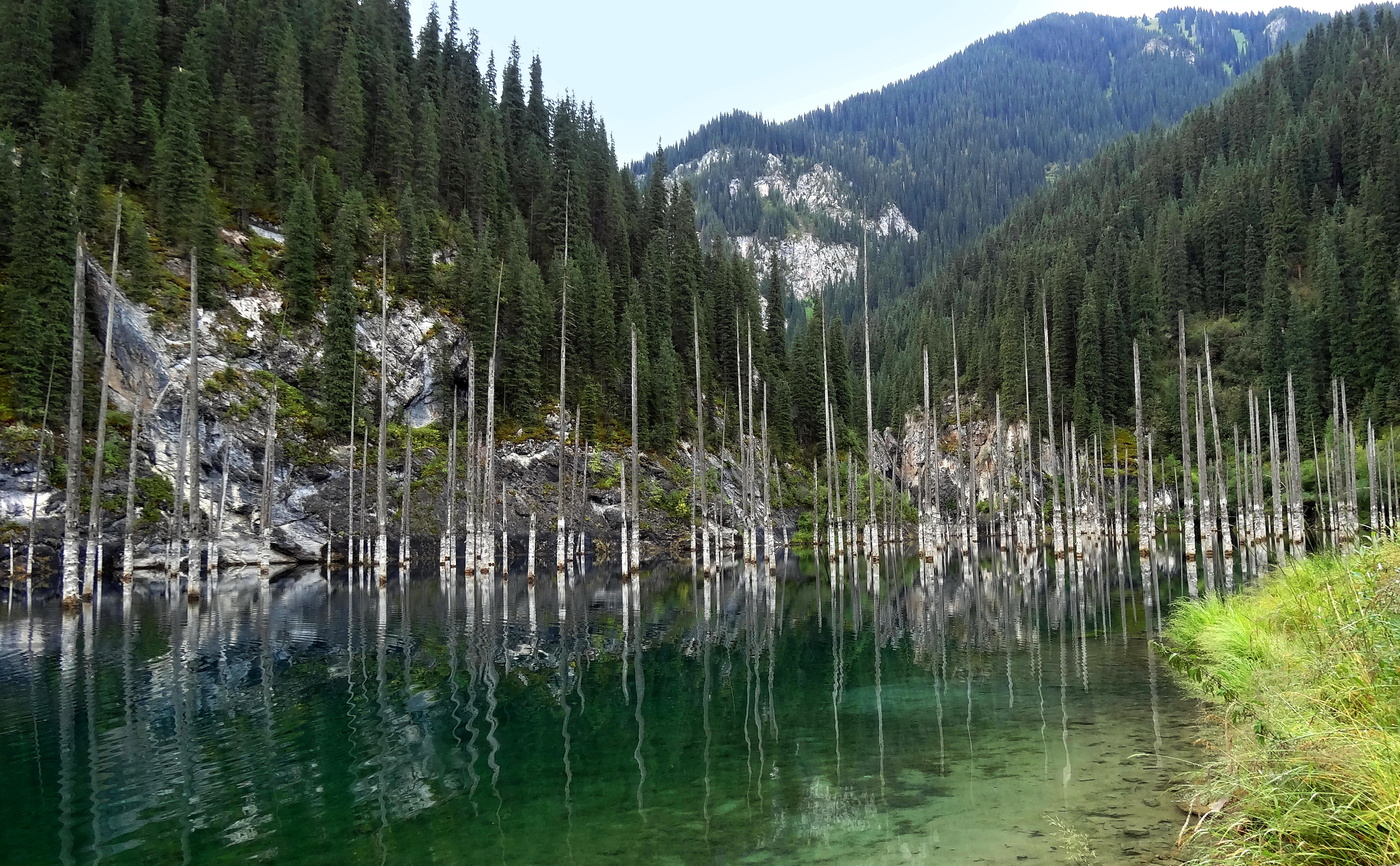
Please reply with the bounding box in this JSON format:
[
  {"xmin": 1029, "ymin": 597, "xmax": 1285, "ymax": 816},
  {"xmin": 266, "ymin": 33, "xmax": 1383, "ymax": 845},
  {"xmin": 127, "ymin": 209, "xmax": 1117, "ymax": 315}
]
[
  {"xmin": 873, "ymin": 6, "xmax": 1400, "ymax": 443},
  {"xmin": 647, "ymin": 7, "xmax": 1326, "ymax": 316}
]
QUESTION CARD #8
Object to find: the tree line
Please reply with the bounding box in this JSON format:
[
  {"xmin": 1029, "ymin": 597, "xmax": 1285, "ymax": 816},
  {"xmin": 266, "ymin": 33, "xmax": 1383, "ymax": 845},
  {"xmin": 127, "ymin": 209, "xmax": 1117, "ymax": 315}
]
[{"xmin": 0, "ymin": 0, "xmax": 877, "ymax": 459}]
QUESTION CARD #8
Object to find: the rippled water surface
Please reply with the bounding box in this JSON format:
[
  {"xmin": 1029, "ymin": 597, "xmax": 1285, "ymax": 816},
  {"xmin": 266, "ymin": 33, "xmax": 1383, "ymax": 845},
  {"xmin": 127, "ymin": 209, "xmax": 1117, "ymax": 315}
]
[{"xmin": 0, "ymin": 547, "xmax": 1204, "ymax": 864}]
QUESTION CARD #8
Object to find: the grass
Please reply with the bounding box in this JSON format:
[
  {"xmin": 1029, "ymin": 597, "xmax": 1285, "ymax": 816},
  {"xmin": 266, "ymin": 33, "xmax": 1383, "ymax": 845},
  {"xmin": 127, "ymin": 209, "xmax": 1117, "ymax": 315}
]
[{"xmin": 1160, "ymin": 542, "xmax": 1400, "ymax": 865}]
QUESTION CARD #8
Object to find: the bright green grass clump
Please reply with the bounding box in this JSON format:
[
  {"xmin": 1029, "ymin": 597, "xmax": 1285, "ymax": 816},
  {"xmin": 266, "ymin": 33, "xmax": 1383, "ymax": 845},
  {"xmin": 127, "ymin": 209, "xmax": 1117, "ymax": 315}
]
[{"xmin": 1161, "ymin": 543, "xmax": 1400, "ymax": 865}]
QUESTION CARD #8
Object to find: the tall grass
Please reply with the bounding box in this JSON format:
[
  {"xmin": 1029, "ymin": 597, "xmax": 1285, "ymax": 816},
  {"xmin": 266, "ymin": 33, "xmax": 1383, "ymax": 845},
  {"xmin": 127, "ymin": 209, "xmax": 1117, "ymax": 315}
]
[{"xmin": 1161, "ymin": 543, "xmax": 1400, "ymax": 865}]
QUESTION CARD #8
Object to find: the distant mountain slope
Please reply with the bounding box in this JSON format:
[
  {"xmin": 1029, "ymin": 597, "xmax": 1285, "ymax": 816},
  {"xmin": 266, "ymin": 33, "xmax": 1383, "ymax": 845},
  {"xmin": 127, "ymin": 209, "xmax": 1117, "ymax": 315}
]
[
  {"xmin": 875, "ymin": 6, "xmax": 1400, "ymax": 441},
  {"xmin": 647, "ymin": 7, "xmax": 1325, "ymax": 313}
]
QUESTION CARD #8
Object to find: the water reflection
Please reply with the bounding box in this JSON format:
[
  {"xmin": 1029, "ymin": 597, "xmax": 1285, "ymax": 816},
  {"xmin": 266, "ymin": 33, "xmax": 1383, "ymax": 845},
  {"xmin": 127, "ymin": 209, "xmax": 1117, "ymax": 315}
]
[{"xmin": 0, "ymin": 541, "xmax": 1208, "ymax": 864}]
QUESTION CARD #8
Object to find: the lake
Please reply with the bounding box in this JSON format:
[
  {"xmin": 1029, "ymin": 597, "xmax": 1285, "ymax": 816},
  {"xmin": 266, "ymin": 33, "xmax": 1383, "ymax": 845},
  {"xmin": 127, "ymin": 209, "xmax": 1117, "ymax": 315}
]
[{"xmin": 0, "ymin": 544, "xmax": 1204, "ymax": 864}]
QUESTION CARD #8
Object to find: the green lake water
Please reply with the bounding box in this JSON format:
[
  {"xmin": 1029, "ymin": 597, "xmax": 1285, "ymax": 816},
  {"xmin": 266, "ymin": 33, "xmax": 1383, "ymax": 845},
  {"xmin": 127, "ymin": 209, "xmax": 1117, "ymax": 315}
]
[{"xmin": 0, "ymin": 547, "xmax": 1206, "ymax": 864}]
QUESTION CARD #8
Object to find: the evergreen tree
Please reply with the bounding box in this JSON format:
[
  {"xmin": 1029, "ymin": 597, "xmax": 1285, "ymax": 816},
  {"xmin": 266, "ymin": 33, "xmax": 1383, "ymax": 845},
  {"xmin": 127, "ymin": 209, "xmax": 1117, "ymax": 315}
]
[
  {"xmin": 153, "ymin": 67, "xmax": 209, "ymax": 250},
  {"xmin": 2, "ymin": 149, "xmax": 73, "ymax": 417},
  {"xmin": 284, "ymin": 181, "xmax": 318, "ymax": 322},
  {"xmin": 324, "ymin": 193, "xmax": 363, "ymax": 429},
  {"xmin": 329, "ymin": 30, "xmax": 366, "ymax": 182}
]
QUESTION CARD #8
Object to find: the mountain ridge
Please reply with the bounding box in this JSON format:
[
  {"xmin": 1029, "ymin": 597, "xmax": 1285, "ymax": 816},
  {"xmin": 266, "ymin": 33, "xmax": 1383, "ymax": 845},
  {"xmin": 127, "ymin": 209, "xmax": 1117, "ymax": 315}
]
[{"xmin": 645, "ymin": 7, "xmax": 1327, "ymax": 315}]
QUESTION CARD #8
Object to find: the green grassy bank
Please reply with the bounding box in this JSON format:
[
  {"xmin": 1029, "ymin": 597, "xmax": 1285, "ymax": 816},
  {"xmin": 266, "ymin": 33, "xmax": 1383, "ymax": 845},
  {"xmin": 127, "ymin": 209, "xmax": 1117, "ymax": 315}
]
[{"xmin": 1161, "ymin": 544, "xmax": 1400, "ymax": 864}]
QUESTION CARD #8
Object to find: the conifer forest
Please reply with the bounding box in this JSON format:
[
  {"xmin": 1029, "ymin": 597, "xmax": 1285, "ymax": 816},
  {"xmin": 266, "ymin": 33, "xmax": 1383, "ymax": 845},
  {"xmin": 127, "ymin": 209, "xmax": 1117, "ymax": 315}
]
[{"xmin": 2, "ymin": 2, "xmax": 1399, "ymax": 864}]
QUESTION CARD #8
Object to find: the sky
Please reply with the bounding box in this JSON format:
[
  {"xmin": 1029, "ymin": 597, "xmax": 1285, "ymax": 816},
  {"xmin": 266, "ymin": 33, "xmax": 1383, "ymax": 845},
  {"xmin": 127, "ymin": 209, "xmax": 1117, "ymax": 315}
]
[{"xmin": 410, "ymin": 1, "xmax": 1358, "ymax": 163}]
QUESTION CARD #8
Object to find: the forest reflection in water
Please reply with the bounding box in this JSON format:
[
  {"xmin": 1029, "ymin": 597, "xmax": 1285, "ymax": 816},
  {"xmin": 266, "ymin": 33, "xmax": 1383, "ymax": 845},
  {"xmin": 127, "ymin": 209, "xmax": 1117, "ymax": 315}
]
[{"xmin": 0, "ymin": 542, "xmax": 1212, "ymax": 865}]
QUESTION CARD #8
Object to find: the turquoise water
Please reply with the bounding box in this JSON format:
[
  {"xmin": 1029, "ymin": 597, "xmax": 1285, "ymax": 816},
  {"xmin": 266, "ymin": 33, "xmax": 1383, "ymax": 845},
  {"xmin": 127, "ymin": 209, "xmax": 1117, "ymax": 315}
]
[{"xmin": 0, "ymin": 548, "xmax": 1201, "ymax": 864}]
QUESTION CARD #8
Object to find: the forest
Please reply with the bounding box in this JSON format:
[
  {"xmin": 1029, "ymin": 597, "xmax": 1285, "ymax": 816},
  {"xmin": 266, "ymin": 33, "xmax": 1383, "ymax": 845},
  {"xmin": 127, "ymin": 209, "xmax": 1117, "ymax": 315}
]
[
  {"xmin": 872, "ymin": 6, "xmax": 1400, "ymax": 451},
  {"xmin": 0, "ymin": 0, "xmax": 856, "ymax": 458}
]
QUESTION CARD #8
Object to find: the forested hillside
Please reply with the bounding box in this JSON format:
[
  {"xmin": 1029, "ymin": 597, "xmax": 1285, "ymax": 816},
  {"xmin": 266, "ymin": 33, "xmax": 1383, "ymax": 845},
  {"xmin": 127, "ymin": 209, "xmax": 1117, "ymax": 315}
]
[
  {"xmin": 649, "ymin": 7, "xmax": 1324, "ymax": 316},
  {"xmin": 0, "ymin": 0, "xmax": 827, "ymax": 453},
  {"xmin": 874, "ymin": 6, "xmax": 1400, "ymax": 449}
]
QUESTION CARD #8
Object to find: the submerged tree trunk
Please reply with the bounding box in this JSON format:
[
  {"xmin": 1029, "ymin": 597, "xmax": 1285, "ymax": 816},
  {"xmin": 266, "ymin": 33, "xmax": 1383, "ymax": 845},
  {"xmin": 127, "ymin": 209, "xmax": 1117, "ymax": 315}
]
[
  {"xmin": 375, "ymin": 278, "xmax": 388, "ymax": 574},
  {"xmin": 348, "ymin": 335, "xmax": 358, "ymax": 566},
  {"xmin": 1133, "ymin": 341, "xmax": 1150, "ymax": 555},
  {"xmin": 1043, "ymin": 294, "xmax": 1062, "ymax": 557},
  {"xmin": 62, "ymin": 238, "xmax": 88, "ymax": 607},
  {"xmin": 1177, "ymin": 312, "xmax": 1197, "ymax": 562},
  {"xmin": 862, "ymin": 234, "xmax": 877, "ymax": 559},
  {"xmin": 693, "ymin": 303, "xmax": 708, "ymax": 571},
  {"xmin": 259, "ymin": 388, "xmax": 279, "ymax": 577},
  {"xmin": 485, "ymin": 265, "xmax": 503, "ymax": 571},
  {"xmin": 27, "ymin": 363, "xmax": 57, "ymax": 594},
  {"xmin": 399, "ymin": 412, "xmax": 412, "ymax": 572},
  {"xmin": 122, "ymin": 380, "xmax": 146, "ymax": 584},
  {"xmin": 86, "ymin": 195, "xmax": 123, "ymax": 594},
  {"xmin": 185, "ymin": 248, "xmax": 201, "ymax": 581},
  {"xmin": 558, "ymin": 193, "xmax": 569, "ymax": 576},
  {"xmin": 630, "ymin": 326, "xmax": 640, "ymax": 575}
]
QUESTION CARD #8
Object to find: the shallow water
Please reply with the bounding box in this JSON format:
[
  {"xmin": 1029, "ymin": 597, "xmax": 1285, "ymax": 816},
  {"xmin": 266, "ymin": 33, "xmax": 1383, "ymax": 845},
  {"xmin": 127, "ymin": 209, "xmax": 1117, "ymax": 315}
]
[{"xmin": 0, "ymin": 546, "xmax": 1204, "ymax": 865}]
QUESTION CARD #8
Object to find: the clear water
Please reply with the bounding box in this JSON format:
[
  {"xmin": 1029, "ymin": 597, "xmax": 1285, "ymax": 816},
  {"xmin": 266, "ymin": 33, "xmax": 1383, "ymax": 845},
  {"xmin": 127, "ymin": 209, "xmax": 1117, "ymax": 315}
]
[{"xmin": 0, "ymin": 547, "xmax": 1203, "ymax": 865}]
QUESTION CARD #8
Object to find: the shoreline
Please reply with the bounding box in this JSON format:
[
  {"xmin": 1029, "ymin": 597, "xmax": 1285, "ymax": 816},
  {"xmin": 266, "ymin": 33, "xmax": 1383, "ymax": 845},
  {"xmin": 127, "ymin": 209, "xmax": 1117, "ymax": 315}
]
[{"xmin": 1161, "ymin": 541, "xmax": 1400, "ymax": 864}]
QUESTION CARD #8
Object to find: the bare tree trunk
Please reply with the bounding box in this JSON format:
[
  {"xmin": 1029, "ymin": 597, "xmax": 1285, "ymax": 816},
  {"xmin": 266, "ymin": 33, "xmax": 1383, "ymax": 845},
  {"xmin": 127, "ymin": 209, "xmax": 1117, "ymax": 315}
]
[
  {"xmin": 122, "ymin": 379, "xmax": 147, "ymax": 584},
  {"xmin": 862, "ymin": 232, "xmax": 876, "ymax": 557},
  {"xmin": 1204, "ymin": 334, "xmax": 1232, "ymax": 557},
  {"xmin": 558, "ymin": 186, "xmax": 569, "ymax": 576},
  {"xmin": 693, "ymin": 303, "xmax": 708, "ymax": 572},
  {"xmin": 444, "ymin": 379, "xmax": 457, "ymax": 570},
  {"xmin": 259, "ymin": 387, "xmax": 278, "ymax": 578},
  {"xmin": 375, "ymin": 261, "xmax": 389, "ymax": 574},
  {"xmin": 170, "ymin": 378, "xmax": 186, "ymax": 580},
  {"xmin": 1177, "ymin": 312, "xmax": 1197, "ymax": 561},
  {"xmin": 746, "ymin": 318, "xmax": 758, "ymax": 564},
  {"xmin": 486, "ymin": 264, "xmax": 503, "ymax": 572},
  {"xmin": 630, "ymin": 326, "xmax": 640, "ymax": 575},
  {"xmin": 87, "ymin": 195, "xmax": 123, "ymax": 594},
  {"xmin": 186, "ymin": 248, "xmax": 201, "ymax": 581},
  {"xmin": 1043, "ymin": 294, "xmax": 1062, "ymax": 557},
  {"xmin": 27, "ymin": 362, "xmax": 57, "ymax": 596},
  {"xmin": 213, "ymin": 439, "xmax": 229, "ymax": 572},
  {"xmin": 762, "ymin": 380, "xmax": 773, "ymax": 572},
  {"xmin": 1286, "ymin": 371, "xmax": 1304, "ymax": 553},
  {"xmin": 1195, "ymin": 365, "xmax": 1213, "ymax": 565},
  {"xmin": 1133, "ymin": 341, "xmax": 1149, "ymax": 555},
  {"xmin": 359, "ymin": 421, "xmax": 369, "ymax": 567},
  {"xmin": 921, "ymin": 347, "xmax": 931, "ymax": 559},
  {"xmin": 1268, "ymin": 394, "xmax": 1284, "ymax": 555},
  {"xmin": 62, "ymin": 238, "xmax": 88, "ymax": 607},
  {"xmin": 399, "ymin": 412, "xmax": 412, "ymax": 572},
  {"xmin": 465, "ymin": 345, "xmax": 476, "ymax": 573},
  {"xmin": 348, "ymin": 332, "xmax": 358, "ymax": 566},
  {"xmin": 819, "ymin": 287, "xmax": 837, "ymax": 557}
]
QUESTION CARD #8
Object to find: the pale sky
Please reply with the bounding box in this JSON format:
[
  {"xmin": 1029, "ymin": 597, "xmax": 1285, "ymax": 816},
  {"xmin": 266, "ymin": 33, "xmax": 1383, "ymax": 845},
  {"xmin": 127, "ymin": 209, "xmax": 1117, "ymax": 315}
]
[{"xmin": 411, "ymin": 1, "xmax": 1358, "ymax": 163}]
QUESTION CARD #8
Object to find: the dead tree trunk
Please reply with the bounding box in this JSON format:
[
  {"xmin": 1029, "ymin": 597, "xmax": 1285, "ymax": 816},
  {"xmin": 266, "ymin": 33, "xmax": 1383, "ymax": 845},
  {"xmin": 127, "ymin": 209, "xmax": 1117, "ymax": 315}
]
[
  {"xmin": 1204, "ymin": 334, "xmax": 1232, "ymax": 557},
  {"xmin": 375, "ymin": 277, "xmax": 388, "ymax": 573},
  {"xmin": 121, "ymin": 378, "xmax": 148, "ymax": 584},
  {"xmin": 399, "ymin": 411, "xmax": 412, "ymax": 572},
  {"xmin": 87, "ymin": 195, "xmax": 123, "ymax": 592},
  {"xmin": 185, "ymin": 248, "xmax": 201, "ymax": 580},
  {"xmin": 62, "ymin": 239, "xmax": 87, "ymax": 607},
  {"xmin": 862, "ymin": 233, "xmax": 876, "ymax": 556},
  {"xmin": 1177, "ymin": 312, "xmax": 1197, "ymax": 561},
  {"xmin": 1043, "ymin": 294, "xmax": 1062, "ymax": 557},
  {"xmin": 1133, "ymin": 341, "xmax": 1149, "ymax": 555},
  {"xmin": 630, "ymin": 326, "xmax": 640, "ymax": 574},
  {"xmin": 693, "ymin": 303, "xmax": 709, "ymax": 571},
  {"xmin": 259, "ymin": 387, "xmax": 278, "ymax": 578}
]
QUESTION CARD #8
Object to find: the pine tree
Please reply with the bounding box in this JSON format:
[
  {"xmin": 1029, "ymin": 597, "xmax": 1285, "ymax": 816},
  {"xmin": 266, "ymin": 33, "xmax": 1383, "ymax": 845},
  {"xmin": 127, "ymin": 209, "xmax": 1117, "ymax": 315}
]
[
  {"xmin": 324, "ymin": 193, "xmax": 363, "ymax": 430},
  {"xmin": 284, "ymin": 181, "xmax": 318, "ymax": 322},
  {"xmin": 329, "ymin": 30, "xmax": 366, "ymax": 182},
  {"xmin": 0, "ymin": 0, "xmax": 52, "ymax": 132},
  {"xmin": 272, "ymin": 22, "xmax": 304, "ymax": 206},
  {"xmin": 153, "ymin": 67, "xmax": 209, "ymax": 250},
  {"xmin": 3, "ymin": 149, "xmax": 74, "ymax": 418}
]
